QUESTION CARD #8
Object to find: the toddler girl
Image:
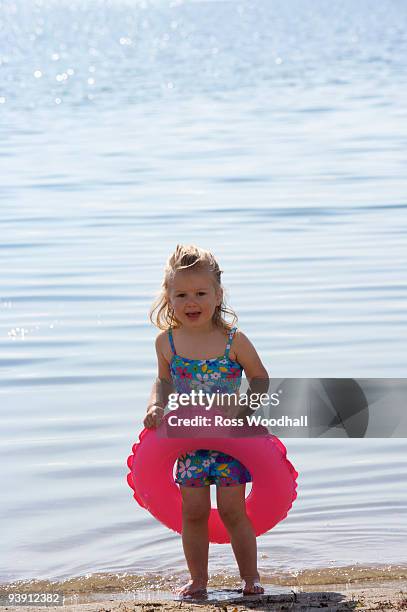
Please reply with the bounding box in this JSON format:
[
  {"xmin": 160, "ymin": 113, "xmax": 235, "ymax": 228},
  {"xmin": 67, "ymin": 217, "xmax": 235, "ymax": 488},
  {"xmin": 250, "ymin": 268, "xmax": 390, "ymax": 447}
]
[{"xmin": 144, "ymin": 244, "xmax": 268, "ymax": 598}]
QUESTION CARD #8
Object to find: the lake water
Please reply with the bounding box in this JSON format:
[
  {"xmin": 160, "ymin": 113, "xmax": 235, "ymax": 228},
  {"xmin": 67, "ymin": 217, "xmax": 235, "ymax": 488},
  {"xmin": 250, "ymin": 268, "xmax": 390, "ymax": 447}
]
[{"xmin": 1, "ymin": 0, "xmax": 407, "ymax": 589}]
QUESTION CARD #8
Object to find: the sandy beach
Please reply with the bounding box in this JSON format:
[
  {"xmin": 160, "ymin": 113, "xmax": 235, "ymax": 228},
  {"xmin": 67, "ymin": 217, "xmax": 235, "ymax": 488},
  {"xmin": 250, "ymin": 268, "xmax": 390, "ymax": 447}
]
[
  {"xmin": 2, "ymin": 570, "xmax": 407, "ymax": 612},
  {"xmin": 2, "ymin": 582, "xmax": 407, "ymax": 611}
]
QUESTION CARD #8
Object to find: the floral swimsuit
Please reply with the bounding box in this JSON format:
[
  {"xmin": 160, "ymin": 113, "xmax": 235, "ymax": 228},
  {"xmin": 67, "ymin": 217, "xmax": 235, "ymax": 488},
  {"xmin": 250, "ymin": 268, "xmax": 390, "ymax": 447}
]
[{"xmin": 168, "ymin": 326, "xmax": 252, "ymax": 487}]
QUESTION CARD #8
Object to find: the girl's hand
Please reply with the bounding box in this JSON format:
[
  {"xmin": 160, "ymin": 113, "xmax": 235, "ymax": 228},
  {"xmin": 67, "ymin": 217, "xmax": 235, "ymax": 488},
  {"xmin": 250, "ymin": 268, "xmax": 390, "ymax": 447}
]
[{"xmin": 143, "ymin": 405, "xmax": 164, "ymax": 429}]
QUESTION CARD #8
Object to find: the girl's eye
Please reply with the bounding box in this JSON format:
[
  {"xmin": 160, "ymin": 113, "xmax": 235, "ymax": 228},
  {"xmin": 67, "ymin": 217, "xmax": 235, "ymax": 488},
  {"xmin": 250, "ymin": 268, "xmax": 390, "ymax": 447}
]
[
  {"xmin": 197, "ymin": 292, "xmax": 206, "ymax": 296},
  {"xmin": 176, "ymin": 294, "xmax": 185, "ymax": 298}
]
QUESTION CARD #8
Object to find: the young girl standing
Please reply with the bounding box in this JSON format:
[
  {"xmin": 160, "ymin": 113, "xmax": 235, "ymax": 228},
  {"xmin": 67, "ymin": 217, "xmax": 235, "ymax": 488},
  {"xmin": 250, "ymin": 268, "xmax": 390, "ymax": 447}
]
[{"xmin": 144, "ymin": 244, "xmax": 269, "ymax": 598}]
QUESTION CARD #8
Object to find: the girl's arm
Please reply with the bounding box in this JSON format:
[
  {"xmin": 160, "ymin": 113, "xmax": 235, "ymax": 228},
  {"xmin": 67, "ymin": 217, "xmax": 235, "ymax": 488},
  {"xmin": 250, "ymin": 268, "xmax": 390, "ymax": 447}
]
[
  {"xmin": 234, "ymin": 330, "xmax": 269, "ymax": 415},
  {"xmin": 144, "ymin": 332, "xmax": 174, "ymax": 429}
]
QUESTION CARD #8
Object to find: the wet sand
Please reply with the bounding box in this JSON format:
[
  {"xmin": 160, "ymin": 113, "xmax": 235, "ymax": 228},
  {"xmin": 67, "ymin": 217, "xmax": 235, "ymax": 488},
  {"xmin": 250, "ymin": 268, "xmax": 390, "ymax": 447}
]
[{"xmin": 3, "ymin": 580, "xmax": 407, "ymax": 612}]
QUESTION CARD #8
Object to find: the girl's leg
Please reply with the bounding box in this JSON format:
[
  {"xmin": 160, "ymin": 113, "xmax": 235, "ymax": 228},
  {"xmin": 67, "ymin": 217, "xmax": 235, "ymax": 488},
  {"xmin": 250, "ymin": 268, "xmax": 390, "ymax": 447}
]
[
  {"xmin": 178, "ymin": 485, "xmax": 211, "ymax": 596},
  {"xmin": 216, "ymin": 485, "xmax": 264, "ymax": 595}
]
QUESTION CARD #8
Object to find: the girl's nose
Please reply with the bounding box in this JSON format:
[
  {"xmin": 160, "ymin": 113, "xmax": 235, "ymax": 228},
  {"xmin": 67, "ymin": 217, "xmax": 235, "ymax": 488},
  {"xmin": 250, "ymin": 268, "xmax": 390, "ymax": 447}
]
[{"xmin": 185, "ymin": 297, "xmax": 199, "ymax": 307}]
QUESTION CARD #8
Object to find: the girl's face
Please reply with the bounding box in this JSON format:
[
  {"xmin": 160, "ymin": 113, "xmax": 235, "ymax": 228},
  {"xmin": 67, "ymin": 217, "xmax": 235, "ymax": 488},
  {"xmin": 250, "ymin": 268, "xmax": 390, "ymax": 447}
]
[{"xmin": 168, "ymin": 269, "xmax": 222, "ymax": 329}]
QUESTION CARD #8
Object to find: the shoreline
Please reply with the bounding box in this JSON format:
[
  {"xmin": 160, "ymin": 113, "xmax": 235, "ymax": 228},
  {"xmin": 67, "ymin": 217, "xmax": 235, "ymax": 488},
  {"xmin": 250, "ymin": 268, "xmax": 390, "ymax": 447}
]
[
  {"xmin": 2, "ymin": 580, "xmax": 407, "ymax": 611},
  {"xmin": 1, "ymin": 567, "xmax": 407, "ymax": 611}
]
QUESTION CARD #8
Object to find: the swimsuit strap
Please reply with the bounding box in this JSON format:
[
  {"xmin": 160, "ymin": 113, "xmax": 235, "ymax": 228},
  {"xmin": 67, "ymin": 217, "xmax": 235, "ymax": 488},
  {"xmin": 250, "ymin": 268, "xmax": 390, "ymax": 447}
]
[
  {"xmin": 168, "ymin": 327, "xmax": 177, "ymax": 355},
  {"xmin": 224, "ymin": 326, "xmax": 237, "ymax": 359}
]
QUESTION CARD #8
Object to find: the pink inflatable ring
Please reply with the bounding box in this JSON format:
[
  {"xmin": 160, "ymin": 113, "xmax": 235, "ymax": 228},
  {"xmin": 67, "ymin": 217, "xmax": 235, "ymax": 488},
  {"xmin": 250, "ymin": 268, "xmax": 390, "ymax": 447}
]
[{"xmin": 126, "ymin": 410, "xmax": 298, "ymax": 544}]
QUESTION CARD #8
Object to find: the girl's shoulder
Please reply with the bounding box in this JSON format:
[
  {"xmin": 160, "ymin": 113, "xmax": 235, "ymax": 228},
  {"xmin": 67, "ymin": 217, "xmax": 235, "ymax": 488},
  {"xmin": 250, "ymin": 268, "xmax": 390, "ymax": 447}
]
[
  {"xmin": 228, "ymin": 328, "xmax": 256, "ymax": 355},
  {"xmin": 230, "ymin": 329, "xmax": 269, "ymax": 378},
  {"xmin": 155, "ymin": 329, "xmax": 173, "ymax": 364}
]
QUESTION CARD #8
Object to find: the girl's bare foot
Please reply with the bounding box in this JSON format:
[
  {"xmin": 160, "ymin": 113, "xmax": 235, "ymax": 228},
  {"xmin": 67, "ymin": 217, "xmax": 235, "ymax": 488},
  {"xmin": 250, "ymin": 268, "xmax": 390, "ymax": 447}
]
[
  {"xmin": 242, "ymin": 578, "xmax": 264, "ymax": 596},
  {"xmin": 177, "ymin": 579, "xmax": 208, "ymax": 597}
]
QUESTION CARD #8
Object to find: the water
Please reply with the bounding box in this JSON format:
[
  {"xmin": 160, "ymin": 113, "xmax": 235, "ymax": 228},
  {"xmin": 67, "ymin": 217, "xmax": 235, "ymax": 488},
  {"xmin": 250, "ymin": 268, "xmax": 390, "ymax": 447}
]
[{"xmin": 1, "ymin": 0, "xmax": 407, "ymax": 589}]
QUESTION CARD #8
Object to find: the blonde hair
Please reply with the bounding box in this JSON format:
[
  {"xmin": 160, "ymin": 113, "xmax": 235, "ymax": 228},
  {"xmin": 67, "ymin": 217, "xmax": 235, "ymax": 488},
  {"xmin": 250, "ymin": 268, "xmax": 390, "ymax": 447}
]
[{"xmin": 150, "ymin": 244, "xmax": 237, "ymax": 332}]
